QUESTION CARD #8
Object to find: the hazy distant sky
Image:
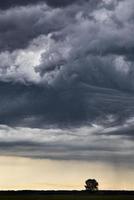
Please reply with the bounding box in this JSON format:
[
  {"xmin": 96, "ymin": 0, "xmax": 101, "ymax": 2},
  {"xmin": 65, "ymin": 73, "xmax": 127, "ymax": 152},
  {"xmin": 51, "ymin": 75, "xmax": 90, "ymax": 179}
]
[{"xmin": 0, "ymin": 0, "xmax": 134, "ymax": 190}]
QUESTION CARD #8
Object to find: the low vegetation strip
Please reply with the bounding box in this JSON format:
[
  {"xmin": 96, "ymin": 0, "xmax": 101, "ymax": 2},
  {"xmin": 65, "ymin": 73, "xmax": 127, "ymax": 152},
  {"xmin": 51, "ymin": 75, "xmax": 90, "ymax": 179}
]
[
  {"xmin": 0, "ymin": 194, "xmax": 134, "ymax": 200},
  {"xmin": 0, "ymin": 191, "xmax": 134, "ymax": 200}
]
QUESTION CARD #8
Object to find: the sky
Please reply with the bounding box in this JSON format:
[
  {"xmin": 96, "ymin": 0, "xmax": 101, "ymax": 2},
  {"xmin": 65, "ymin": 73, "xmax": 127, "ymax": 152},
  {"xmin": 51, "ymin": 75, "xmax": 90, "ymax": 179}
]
[{"xmin": 0, "ymin": 0, "xmax": 134, "ymax": 190}]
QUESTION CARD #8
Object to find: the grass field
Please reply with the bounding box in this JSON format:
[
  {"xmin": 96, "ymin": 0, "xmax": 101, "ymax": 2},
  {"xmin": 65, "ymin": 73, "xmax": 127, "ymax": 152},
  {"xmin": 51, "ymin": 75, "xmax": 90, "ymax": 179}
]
[
  {"xmin": 0, "ymin": 194, "xmax": 134, "ymax": 200},
  {"xmin": 0, "ymin": 191, "xmax": 134, "ymax": 200}
]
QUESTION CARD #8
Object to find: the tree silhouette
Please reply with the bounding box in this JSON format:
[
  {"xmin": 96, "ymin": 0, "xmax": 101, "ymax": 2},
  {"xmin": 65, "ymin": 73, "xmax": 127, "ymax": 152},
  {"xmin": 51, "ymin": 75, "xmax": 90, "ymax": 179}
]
[{"xmin": 85, "ymin": 179, "xmax": 99, "ymax": 191}]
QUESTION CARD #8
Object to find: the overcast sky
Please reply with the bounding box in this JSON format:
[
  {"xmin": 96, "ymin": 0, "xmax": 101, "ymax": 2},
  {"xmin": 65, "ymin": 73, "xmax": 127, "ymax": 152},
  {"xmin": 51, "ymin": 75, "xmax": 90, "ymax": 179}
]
[{"xmin": 0, "ymin": 0, "xmax": 134, "ymax": 190}]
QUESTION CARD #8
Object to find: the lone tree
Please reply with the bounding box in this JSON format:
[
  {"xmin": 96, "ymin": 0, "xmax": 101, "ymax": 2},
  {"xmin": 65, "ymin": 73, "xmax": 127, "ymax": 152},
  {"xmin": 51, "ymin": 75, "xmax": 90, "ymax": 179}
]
[{"xmin": 85, "ymin": 179, "xmax": 99, "ymax": 191}]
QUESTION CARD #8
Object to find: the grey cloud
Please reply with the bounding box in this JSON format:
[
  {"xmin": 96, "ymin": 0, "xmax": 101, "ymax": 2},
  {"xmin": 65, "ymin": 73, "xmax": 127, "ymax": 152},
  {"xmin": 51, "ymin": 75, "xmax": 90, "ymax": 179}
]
[
  {"xmin": 33, "ymin": 0, "xmax": 134, "ymax": 91},
  {"xmin": 0, "ymin": 4, "xmax": 75, "ymax": 51},
  {"xmin": 1, "ymin": 12, "xmax": 134, "ymax": 128},
  {"xmin": 45, "ymin": 0, "xmax": 78, "ymax": 7},
  {"xmin": 0, "ymin": 124, "xmax": 133, "ymax": 164},
  {"xmin": 0, "ymin": 0, "xmax": 134, "ymax": 163},
  {"xmin": 0, "ymin": 0, "xmax": 100, "ymax": 10},
  {"xmin": 0, "ymin": 0, "xmax": 102, "ymax": 51},
  {"xmin": 0, "ymin": 0, "xmax": 42, "ymax": 9},
  {"xmin": 1, "ymin": 80, "xmax": 134, "ymax": 128},
  {"xmin": 99, "ymin": 121, "xmax": 134, "ymax": 139},
  {"xmin": 0, "ymin": 0, "xmax": 75, "ymax": 10}
]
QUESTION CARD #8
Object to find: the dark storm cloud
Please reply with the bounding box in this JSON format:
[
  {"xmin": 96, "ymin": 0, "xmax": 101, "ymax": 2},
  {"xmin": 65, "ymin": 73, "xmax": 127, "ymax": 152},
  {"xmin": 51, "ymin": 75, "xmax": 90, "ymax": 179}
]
[
  {"xmin": 0, "ymin": 0, "xmax": 101, "ymax": 51},
  {"xmin": 45, "ymin": 0, "xmax": 78, "ymax": 7},
  {"xmin": 45, "ymin": 0, "xmax": 101, "ymax": 8},
  {"xmin": 0, "ymin": 0, "xmax": 134, "ymax": 162},
  {"xmin": 0, "ymin": 0, "xmax": 75, "ymax": 9},
  {"xmin": 0, "ymin": 4, "xmax": 67, "ymax": 51},
  {"xmin": 0, "ymin": 0, "xmax": 134, "ymax": 127},
  {"xmin": 0, "ymin": 0, "xmax": 41, "ymax": 9},
  {"xmin": 1, "ymin": 80, "xmax": 134, "ymax": 128},
  {"xmin": 0, "ymin": 0, "xmax": 98, "ymax": 9}
]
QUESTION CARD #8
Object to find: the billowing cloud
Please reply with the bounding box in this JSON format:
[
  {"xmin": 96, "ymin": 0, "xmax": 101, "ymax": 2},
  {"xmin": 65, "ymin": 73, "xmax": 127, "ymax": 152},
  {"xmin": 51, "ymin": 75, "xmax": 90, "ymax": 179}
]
[
  {"xmin": 0, "ymin": 0, "xmax": 134, "ymax": 88},
  {"xmin": 0, "ymin": 0, "xmax": 134, "ymax": 162},
  {"xmin": 1, "ymin": 0, "xmax": 134, "ymax": 125}
]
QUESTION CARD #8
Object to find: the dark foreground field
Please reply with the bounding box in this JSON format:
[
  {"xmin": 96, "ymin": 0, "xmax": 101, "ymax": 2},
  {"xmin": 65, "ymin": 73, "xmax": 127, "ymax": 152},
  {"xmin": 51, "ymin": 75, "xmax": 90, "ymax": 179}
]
[{"xmin": 0, "ymin": 191, "xmax": 134, "ymax": 200}]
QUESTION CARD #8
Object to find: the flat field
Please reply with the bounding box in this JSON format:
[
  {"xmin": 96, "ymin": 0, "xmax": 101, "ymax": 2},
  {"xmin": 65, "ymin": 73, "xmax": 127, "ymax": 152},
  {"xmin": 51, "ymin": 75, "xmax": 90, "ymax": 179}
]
[
  {"xmin": 0, "ymin": 191, "xmax": 134, "ymax": 200},
  {"xmin": 0, "ymin": 194, "xmax": 134, "ymax": 200},
  {"xmin": 0, "ymin": 195, "xmax": 134, "ymax": 200}
]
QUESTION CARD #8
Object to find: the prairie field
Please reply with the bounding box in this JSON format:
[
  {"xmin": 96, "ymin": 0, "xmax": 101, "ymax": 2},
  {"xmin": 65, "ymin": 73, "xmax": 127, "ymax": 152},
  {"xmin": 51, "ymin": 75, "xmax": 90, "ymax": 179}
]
[{"xmin": 0, "ymin": 194, "xmax": 134, "ymax": 200}]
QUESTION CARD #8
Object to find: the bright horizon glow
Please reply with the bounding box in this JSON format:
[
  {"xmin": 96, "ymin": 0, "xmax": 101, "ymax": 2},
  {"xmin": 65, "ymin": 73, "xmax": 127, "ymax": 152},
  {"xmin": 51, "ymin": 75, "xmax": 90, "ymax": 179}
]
[{"xmin": 0, "ymin": 156, "xmax": 134, "ymax": 191}]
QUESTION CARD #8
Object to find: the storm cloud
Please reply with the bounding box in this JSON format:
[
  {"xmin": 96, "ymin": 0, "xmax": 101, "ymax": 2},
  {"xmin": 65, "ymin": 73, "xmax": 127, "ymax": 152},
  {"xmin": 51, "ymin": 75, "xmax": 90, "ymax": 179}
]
[
  {"xmin": 0, "ymin": 0, "xmax": 134, "ymax": 162},
  {"xmin": 0, "ymin": 0, "xmax": 98, "ymax": 9},
  {"xmin": 0, "ymin": 123, "xmax": 133, "ymax": 165}
]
